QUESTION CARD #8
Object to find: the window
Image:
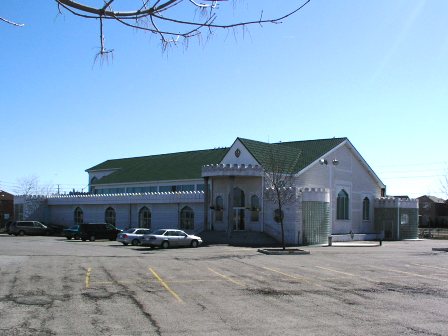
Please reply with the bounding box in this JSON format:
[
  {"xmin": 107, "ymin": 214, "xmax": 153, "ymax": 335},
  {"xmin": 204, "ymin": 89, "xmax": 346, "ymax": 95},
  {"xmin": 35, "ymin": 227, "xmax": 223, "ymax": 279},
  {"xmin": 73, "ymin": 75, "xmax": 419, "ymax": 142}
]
[
  {"xmin": 336, "ymin": 189, "xmax": 349, "ymax": 220},
  {"xmin": 127, "ymin": 186, "xmax": 157, "ymax": 193},
  {"xmin": 105, "ymin": 207, "xmax": 116, "ymax": 225},
  {"xmin": 233, "ymin": 187, "xmax": 245, "ymax": 207},
  {"xmin": 159, "ymin": 186, "xmax": 173, "ymax": 192},
  {"xmin": 401, "ymin": 213, "xmax": 409, "ymax": 225},
  {"xmin": 215, "ymin": 196, "xmax": 223, "ymax": 222},
  {"xmin": 274, "ymin": 209, "xmax": 284, "ymax": 223},
  {"xmin": 74, "ymin": 207, "xmax": 84, "ymax": 225},
  {"xmin": 362, "ymin": 197, "xmax": 370, "ymax": 221},
  {"xmin": 196, "ymin": 184, "xmax": 205, "ymax": 191},
  {"xmin": 139, "ymin": 207, "xmax": 151, "ymax": 228},
  {"xmin": 180, "ymin": 206, "xmax": 194, "ymax": 230},
  {"xmin": 250, "ymin": 195, "xmax": 260, "ymax": 222}
]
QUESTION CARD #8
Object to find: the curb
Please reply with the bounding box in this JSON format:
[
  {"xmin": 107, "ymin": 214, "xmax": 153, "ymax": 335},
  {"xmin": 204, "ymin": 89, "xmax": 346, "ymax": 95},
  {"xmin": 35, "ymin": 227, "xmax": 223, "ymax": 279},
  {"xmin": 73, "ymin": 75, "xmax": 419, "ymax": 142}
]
[{"xmin": 258, "ymin": 248, "xmax": 310, "ymax": 255}]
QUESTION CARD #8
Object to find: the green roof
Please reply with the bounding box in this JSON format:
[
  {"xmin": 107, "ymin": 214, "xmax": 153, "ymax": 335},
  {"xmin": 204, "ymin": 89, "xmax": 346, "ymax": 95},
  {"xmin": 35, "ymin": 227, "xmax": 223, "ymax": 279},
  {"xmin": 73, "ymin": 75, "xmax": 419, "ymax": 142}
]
[
  {"xmin": 87, "ymin": 148, "xmax": 228, "ymax": 185},
  {"xmin": 238, "ymin": 137, "xmax": 347, "ymax": 173},
  {"xmin": 87, "ymin": 137, "xmax": 347, "ymax": 185}
]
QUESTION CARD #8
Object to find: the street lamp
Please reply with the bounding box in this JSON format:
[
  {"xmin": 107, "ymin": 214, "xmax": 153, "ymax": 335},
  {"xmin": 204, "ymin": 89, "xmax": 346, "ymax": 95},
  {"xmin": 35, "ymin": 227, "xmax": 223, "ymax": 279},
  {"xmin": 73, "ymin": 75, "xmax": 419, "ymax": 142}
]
[{"xmin": 319, "ymin": 158, "xmax": 339, "ymax": 229}]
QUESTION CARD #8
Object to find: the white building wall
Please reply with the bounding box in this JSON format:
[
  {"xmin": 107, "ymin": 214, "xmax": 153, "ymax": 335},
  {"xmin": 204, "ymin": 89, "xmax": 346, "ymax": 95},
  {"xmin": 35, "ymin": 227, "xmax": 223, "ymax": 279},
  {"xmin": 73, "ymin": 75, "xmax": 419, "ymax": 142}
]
[
  {"xmin": 296, "ymin": 143, "xmax": 383, "ymax": 235},
  {"xmin": 263, "ymin": 191, "xmax": 300, "ymax": 245},
  {"xmin": 210, "ymin": 176, "xmax": 263, "ymax": 232}
]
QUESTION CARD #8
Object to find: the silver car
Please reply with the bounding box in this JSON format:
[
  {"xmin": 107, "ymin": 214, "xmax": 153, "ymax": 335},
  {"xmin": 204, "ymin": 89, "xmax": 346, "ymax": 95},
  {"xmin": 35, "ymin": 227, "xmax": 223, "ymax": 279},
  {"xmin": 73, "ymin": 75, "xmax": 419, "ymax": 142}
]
[
  {"xmin": 141, "ymin": 229, "xmax": 202, "ymax": 249},
  {"xmin": 116, "ymin": 228, "xmax": 152, "ymax": 246}
]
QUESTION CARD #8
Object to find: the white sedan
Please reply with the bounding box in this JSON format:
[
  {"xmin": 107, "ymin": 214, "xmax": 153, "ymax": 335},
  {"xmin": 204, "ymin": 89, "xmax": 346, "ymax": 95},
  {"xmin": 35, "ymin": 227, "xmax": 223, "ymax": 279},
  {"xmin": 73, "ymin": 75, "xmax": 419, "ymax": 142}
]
[
  {"xmin": 141, "ymin": 229, "xmax": 203, "ymax": 249},
  {"xmin": 116, "ymin": 228, "xmax": 152, "ymax": 246}
]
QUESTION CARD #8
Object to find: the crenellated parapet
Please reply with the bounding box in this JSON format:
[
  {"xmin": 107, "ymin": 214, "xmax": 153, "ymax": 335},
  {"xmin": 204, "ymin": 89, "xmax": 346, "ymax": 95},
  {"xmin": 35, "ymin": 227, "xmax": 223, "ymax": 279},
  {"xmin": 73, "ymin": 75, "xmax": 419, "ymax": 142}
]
[
  {"xmin": 374, "ymin": 197, "xmax": 419, "ymax": 209},
  {"xmin": 202, "ymin": 163, "xmax": 264, "ymax": 177},
  {"xmin": 46, "ymin": 191, "xmax": 205, "ymax": 205},
  {"xmin": 299, "ymin": 187, "xmax": 330, "ymax": 203}
]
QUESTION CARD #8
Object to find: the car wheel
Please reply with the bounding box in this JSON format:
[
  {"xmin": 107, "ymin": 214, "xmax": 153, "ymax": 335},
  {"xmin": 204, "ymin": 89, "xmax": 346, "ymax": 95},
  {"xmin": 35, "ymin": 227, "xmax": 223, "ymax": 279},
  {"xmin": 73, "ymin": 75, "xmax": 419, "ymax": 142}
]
[
  {"xmin": 74, "ymin": 234, "xmax": 80, "ymax": 240},
  {"xmin": 82, "ymin": 238, "xmax": 86, "ymax": 241},
  {"xmin": 161, "ymin": 241, "xmax": 169, "ymax": 249},
  {"xmin": 122, "ymin": 242, "xmax": 129, "ymax": 246},
  {"xmin": 66, "ymin": 236, "xmax": 71, "ymax": 240},
  {"xmin": 18, "ymin": 231, "xmax": 25, "ymax": 236},
  {"xmin": 90, "ymin": 235, "xmax": 96, "ymax": 241},
  {"xmin": 190, "ymin": 240, "xmax": 199, "ymax": 248},
  {"xmin": 131, "ymin": 239, "xmax": 140, "ymax": 246}
]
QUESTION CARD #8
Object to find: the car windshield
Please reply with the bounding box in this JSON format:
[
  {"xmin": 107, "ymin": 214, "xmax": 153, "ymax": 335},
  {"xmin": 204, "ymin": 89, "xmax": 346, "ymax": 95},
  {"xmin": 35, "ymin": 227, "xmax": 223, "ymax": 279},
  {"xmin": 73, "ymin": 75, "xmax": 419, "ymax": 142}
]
[
  {"xmin": 153, "ymin": 229, "xmax": 167, "ymax": 235},
  {"xmin": 124, "ymin": 229, "xmax": 136, "ymax": 233},
  {"xmin": 69, "ymin": 225, "xmax": 79, "ymax": 230}
]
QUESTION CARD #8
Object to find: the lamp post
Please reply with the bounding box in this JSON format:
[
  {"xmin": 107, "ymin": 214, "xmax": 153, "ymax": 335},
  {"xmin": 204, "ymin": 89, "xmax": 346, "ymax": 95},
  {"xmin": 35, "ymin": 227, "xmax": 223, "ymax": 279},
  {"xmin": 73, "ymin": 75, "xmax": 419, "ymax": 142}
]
[{"xmin": 319, "ymin": 158, "xmax": 339, "ymax": 230}]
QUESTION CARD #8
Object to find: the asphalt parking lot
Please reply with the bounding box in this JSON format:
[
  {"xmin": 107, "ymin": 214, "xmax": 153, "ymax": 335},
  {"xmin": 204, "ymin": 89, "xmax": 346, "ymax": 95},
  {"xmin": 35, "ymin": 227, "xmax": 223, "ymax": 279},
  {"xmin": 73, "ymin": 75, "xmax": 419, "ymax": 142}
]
[{"xmin": 1, "ymin": 235, "xmax": 448, "ymax": 336}]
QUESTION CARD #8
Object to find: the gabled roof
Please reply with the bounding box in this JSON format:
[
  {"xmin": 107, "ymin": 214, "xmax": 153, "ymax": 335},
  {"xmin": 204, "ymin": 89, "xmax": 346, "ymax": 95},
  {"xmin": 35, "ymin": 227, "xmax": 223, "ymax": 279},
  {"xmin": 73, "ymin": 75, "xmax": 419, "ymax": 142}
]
[
  {"xmin": 418, "ymin": 195, "xmax": 446, "ymax": 203},
  {"xmin": 238, "ymin": 137, "xmax": 347, "ymax": 173},
  {"xmin": 87, "ymin": 148, "xmax": 228, "ymax": 185}
]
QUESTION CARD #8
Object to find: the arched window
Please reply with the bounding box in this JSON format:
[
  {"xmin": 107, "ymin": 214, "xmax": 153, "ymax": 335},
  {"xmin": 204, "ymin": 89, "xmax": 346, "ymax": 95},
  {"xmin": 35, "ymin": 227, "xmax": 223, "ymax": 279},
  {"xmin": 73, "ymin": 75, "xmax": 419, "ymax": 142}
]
[
  {"xmin": 336, "ymin": 189, "xmax": 349, "ymax": 220},
  {"xmin": 180, "ymin": 206, "xmax": 194, "ymax": 230},
  {"xmin": 362, "ymin": 197, "xmax": 370, "ymax": 221},
  {"xmin": 215, "ymin": 196, "xmax": 223, "ymax": 222},
  {"xmin": 74, "ymin": 207, "xmax": 84, "ymax": 225},
  {"xmin": 250, "ymin": 195, "xmax": 260, "ymax": 222},
  {"xmin": 233, "ymin": 187, "xmax": 245, "ymax": 207},
  {"xmin": 105, "ymin": 207, "xmax": 116, "ymax": 225},
  {"xmin": 139, "ymin": 207, "xmax": 151, "ymax": 228}
]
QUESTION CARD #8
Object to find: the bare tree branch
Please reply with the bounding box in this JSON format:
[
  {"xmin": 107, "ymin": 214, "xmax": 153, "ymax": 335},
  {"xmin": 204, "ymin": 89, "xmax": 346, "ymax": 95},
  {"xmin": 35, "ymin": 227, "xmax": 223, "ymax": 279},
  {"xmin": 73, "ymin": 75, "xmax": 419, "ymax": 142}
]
[
  {"xmin": 54, "ymin": 0, "xmax": 312, "ymax": 56},
  {"xmin": 264, "ymin": 145, "xmax": 301, "ymax": 250},
  {"xmin": 0, "ymin": 16, "xmax": 25, "ymax": 27}
]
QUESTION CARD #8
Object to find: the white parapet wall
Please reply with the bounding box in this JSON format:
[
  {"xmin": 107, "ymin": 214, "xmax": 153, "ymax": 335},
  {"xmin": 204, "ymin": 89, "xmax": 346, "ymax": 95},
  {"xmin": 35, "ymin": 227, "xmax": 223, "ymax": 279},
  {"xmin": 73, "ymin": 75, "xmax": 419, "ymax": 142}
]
[
  {"xmin": 46, "ymin": 191, "xmax": 205, "ymax": 205},
  {"xmin": 374, "ymin": 197, "xmax": 419, "ymax": 209},
  {"xmin": 300, "ymin": 187, "xmax": 330, "ymax": 202},
  {"xmin": 202, "ymin": 163, "xmax": 264, "ymax": 177}
]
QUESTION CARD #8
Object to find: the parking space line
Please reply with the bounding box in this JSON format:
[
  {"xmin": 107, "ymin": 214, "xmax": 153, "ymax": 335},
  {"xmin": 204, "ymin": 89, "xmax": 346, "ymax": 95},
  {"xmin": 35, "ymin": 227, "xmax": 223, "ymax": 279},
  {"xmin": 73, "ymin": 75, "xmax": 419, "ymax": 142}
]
[
  {"xmin": 316, "ymin": 266, "xmax": 379, "ymax": 283},
  {"xmin": 369, "ymin": 265, "xmax": 448, "ymax": 283},
  {"xmin": 85, "ymin": 267, "xmax": 91, "ymax": 288},
  {"xmin": 263, "ymin": 267, "xmax": 324, "ymax": 288},
  {"xmin": 208, "ymin": 268, "xmax": 244, "ymax": 287},
  {"xmin": 149, "ymin": 268, "xmax": 184, "ymax": 304},
  {"xmin": 412, "ymin": 264, "xmax": 448, "ymax": 272}
]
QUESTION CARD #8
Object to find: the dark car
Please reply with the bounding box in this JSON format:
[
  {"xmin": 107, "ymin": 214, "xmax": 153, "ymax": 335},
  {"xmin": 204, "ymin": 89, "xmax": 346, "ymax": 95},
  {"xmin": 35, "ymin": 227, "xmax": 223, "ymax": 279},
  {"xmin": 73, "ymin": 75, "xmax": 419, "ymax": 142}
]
[
  {"xmin": 9, "ymin": 221, "xmax": 52, "ymax": 236},
  {"xmin": 79, "ymin": 223, "xmax": 121, "ymax": 241},
  {"xmin": 64, "ymin": 225, "xmax": 81, "ymax": 240}
]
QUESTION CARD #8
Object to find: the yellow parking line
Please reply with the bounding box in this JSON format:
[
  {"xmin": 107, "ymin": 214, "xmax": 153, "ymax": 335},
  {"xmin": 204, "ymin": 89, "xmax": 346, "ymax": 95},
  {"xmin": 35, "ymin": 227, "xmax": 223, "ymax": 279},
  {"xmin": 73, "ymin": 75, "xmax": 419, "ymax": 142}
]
[
  {"xmin": 263, "ymin": 267, "xmax": 323, "ymax": 288},
  {"xmin": 316, "ymin": 266, "xmax": 356, "ymax": 277},
  {"xmin": 369, "ymin": 266, "xmax": 448, "ymax": 282},
  {"xmin": 149, "ymin": 268, "xmax": 184, "ymax": 304},
  {"xmin": 85, "ymin": 267, "xmax": 91, "ymax": 288},
  {"xmin": 412, "ymin": 264, "xmax": 448, "ymax": 272},
  {"xmin": 316, "ymin": 266, "xmax": 378, "ymax": 283},
  {"xmin": 208, "ymin": 268, "xmax": 244, "ymax": 287}
]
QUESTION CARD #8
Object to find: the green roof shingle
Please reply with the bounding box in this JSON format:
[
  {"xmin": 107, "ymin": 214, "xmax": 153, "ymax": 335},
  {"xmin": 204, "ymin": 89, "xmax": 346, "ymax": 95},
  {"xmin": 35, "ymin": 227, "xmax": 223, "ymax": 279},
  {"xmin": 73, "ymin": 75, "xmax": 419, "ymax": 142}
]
[
  {"xmin": 87, "ymin": 148, "xmax": 228, "ymax": 185},
  {"xmin": 87, "ymin": 137, "xmax": 347, "ymax": 185},
  {"xmin": 238, "ymin": 137, "xmax": 347, "ymax": 173}
]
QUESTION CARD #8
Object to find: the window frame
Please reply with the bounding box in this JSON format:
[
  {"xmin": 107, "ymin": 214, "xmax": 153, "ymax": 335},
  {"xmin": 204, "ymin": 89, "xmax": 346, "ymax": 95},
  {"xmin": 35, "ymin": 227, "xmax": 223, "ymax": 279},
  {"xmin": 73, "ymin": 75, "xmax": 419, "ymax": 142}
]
[{"xmin": 336, "ymin": 189, "xmax": 349, "ymax": 220}]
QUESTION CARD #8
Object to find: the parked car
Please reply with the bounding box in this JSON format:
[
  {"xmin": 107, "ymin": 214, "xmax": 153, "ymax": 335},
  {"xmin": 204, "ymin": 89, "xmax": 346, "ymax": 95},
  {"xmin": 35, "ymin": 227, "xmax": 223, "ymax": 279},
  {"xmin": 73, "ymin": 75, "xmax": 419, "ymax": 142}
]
[
  {"xmin": 9, "ymin": 221, "xmax": 53, "ymax": 236},
  {"xmin": 64, "ymin": 225, "xmax": 81, "ymax": 240},
  {"xmin": 79, "ymin": 223, "xmax": 122, "ymax": 241},
  {"xmin": 141, "ymin": 229, "xmax": 202, "ymax": 249},
  {"xmin": 117, "ymin": 228, "xmax": 152, "ymax": 246}
]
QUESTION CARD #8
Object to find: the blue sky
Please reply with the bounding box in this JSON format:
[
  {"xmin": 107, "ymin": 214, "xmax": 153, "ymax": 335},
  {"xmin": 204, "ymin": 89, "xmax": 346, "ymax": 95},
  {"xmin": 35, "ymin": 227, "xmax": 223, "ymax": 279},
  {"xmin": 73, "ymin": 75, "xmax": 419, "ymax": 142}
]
[{"xmin": 1, "ymin": 0, "xmax": 447, "ymax": 198}]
